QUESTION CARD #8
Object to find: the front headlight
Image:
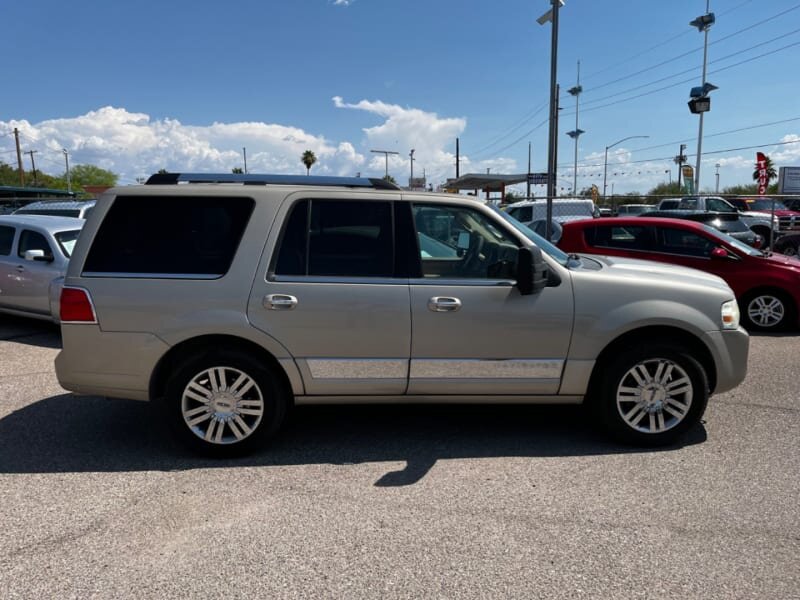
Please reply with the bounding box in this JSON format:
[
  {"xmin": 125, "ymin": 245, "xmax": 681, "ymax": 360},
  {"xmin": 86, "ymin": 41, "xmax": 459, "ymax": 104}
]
[{"xmin": 721, "ymin": 299, "xmax": 740, "ymax": 330}]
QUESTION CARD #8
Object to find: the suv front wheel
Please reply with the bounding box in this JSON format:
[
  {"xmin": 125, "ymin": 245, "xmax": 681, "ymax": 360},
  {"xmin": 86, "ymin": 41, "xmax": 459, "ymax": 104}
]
[
  {"xmin": 598, "ymin": 343, "xmax": 709, "ymax": 446},
  {"xmin": 165, "ymin": 349, "xmax": 288, "ymax": 456}
]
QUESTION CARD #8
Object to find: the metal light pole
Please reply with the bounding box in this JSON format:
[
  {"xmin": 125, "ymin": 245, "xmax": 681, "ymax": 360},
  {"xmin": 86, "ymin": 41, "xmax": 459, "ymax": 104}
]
[
  {"xmin": 603, "ymin": 135, "xmax": 649, "ymax": 207},
  {"xmin": 62, "ymin": 149, "xmax": 71, "ymax": 194},
  {"xmin": 693, "ymin": 0, "xmax": 713, "ymax": 191},
  {"xmin": 715, "ymin": 162, "xmax": 720, "ymax": 193},
  {"xmin": 409, "ymin": 148, "xmax": 415, "ymax": 186},
  {"xmin": 567, "ymin": 60, "xmax": 584, "ymax": 197},
  {"xmin": 370, "ymin": 149, "xmax": 399, "ymax": 178},
  {"xmin": 538, "ymin": 0, "xmax": 564, "ymax": 241}
]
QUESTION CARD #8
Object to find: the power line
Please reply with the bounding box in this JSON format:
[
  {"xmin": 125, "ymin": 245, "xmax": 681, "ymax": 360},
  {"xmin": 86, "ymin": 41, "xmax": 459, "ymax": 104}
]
[
  {"xmin": 575, "ymin": 3, "xmax": 800, "ymax": 97},
  {"xmin": 468, "ymin": 101, "xmax": 549, "ymax": 157},
  {"xmin": 580, "ymin": 0, "xmax": 755, "ymax": 82},
  {"xmin": 576, "ymin": 27, "xmax": 800, "ymax": 110},
  {"xmin": 554, "ymin": 39, "xmax": 800, "ymax": 121},
  {"xmin": 564, "ymin": 138, "xmax": 800, "ymax": 171}
]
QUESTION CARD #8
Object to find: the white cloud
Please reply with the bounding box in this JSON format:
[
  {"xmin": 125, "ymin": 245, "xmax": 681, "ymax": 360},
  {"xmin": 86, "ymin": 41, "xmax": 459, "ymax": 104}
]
[
  {"xmin": 0, "ymin": 99, "xmax": 475, "ymax": 186},
  {"xmin": 333, "ymin": 0, "xmax": 353, "ymax": 5}
]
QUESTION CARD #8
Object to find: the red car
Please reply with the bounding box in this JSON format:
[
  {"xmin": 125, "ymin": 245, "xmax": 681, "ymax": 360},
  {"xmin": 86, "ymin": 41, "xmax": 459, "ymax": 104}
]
[{"xmin": 559, "ymin": 217, "xmax": 800, "ymax": 331}]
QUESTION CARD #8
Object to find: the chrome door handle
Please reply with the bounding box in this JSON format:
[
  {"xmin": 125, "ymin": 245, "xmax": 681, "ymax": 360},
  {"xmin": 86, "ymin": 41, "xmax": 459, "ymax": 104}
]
[
  {"xmin": 428, "ymin": 296, "xmax": 462, "ymax": 312},
  {"xmin": 263, "ymin": 294, "xmax": 298, "ymax": 310},
  {"xmin": 15, "ymin": 265, "xmax": 25, "ymax": 272}
]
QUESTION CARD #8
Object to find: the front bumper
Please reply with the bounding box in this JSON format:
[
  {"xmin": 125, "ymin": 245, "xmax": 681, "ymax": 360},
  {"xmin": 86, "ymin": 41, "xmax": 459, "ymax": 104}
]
[{"xmin": 704, "ymin": 327, "xmax": 749, "ymax": 395}]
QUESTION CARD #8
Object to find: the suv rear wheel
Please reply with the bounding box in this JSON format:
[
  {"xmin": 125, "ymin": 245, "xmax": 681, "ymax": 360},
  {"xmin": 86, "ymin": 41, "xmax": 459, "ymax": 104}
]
[
  {"xmin": 165, "ymin": 349, "xmax": 288, "ymax": 456},
  {"xmin": 599, "ymin": 343, "xmax": 708, "ymax": 446}
]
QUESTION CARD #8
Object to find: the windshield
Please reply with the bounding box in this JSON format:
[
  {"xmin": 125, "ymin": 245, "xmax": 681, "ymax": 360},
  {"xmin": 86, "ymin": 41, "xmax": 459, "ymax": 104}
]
[
  {"xmin": 492, "ymin": 206, "xmax": 570, "ymax": 266},
  {"xmin": 699, "ymin": 224, "xmax": 762, "ymax": 257},
  {"xmin": 54, "ymin": 230, "xmax": 81, "ymax": 258},
  {"xmin": 747, "ymin": 199, "xmax": 788, "ymax": 211}
]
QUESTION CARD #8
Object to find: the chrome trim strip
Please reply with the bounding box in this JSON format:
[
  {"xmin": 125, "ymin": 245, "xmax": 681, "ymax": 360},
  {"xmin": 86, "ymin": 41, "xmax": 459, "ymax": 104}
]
[
  {"xmin": 270, "ymin": 275, "xmax": 407, "ymax": 285},
  {"xmin": 81, "ymin": 272, "xmax": 222, "ymax": 280},
  {"xmin": 410, "ymin": 278, "xmax": 515, "ymax": 287},
  {"xmin": 295, "ymin": 395, "xmax": 583, "ymax": 405},
  {"xmin": 410, "ymin": 359, "xmax": 564, "ymax": 379},
  {"xmin": 306, "ymin": 359, "xmax": 408, "ymax": 379}
]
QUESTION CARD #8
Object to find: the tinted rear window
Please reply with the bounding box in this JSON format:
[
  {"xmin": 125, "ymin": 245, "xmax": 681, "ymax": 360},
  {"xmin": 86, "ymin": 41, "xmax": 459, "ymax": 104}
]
[
  {"xmin": 0, "ymin": 225, "xmax": 13, "ymax": 255},
  {"xmin": 83, "ymin": 195, "xmax": 254, "ymax": 277},
  {"xmin": 16, "ymin": 208, "xmax": 82, "ymax": 218}
]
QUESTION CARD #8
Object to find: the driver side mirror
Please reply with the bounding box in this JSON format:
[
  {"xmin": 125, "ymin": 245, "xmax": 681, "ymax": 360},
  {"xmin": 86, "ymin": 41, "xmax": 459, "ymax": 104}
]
[
  {"xmin": 23, "ymin": 249, "xmax": 54, "ymax": 262},
  {"xmin": 710, "ymin": 247, "xmax": 728, "ymax": 259},
  {"xmin": 516, "ymin": 247, "xmax": 550, "ymax": 295}
]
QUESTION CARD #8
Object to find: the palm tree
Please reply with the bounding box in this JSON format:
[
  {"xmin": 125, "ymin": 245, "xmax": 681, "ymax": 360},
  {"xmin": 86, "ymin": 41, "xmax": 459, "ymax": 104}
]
[
  {"xmin": 752, "ymin": 155, "xmax": 777, "ymax": 185},
  {"xmin": 301, "ymin": 150, "xmax": 317, "ymax": 175}
]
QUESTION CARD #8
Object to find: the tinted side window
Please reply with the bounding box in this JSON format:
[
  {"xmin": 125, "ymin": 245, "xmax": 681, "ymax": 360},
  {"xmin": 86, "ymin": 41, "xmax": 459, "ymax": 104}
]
[
  {"xmin": 18, "ymin": 230, "xmax": 52, "ymax": 258},
  {"xmin": 509, "ymin": 206, "xmax": 533, "ymax": 222},
  {"xmin": 274, "ymin": 200, "xmax": 394, "ymax": 278},
  {"xmin": 0, "ymin": 225, "xmax": 14, "ymax": 255},
  {"xmin": 83, "ymin": 195, "xmax": 254, "ymax": 277},
  {"xmin": 658, "ymin": 227, "xmax": 715, "ymax": 257},
  {"xmin": 413, "ymin": 204, "xmax": 519, "ymax": 279},
  {"xmin": 585, "ymin": 225, "xmax": 654, "ymax": 251},
  {"xmin": 707, "ymin": 198, "xmax": 732, "ymax": 212}
]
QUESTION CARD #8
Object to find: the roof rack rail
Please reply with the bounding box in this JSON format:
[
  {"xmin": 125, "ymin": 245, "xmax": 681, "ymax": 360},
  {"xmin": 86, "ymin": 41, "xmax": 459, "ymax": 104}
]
[{"xmin": 144, "ymin": 172, "xmax": 401, "ymax": 190}]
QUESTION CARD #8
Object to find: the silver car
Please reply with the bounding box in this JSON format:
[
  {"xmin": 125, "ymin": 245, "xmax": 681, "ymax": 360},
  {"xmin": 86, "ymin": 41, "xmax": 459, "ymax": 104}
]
[
  {"xmin": 55, "ymin": 173, "xmax": 749, "ymax": 456},
  {"xmin": 0, "ymin": 215, "xmax": 84, "ymax": 321}
]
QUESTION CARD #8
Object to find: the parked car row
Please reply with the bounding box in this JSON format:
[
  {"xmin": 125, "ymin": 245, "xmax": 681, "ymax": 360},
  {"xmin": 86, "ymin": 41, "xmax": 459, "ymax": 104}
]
[{"xmin": 557, "ymin": 216, "xmax": 800, "ymax": 331}]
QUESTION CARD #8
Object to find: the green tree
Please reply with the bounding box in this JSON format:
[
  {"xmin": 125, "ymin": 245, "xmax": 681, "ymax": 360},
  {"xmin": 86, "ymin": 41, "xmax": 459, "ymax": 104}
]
[
  {"xmin": 752, "ymin": 155, "xmax": 777, "ymax": 186},
  {"xmin": 645, "ymin": 182, "xmax": 683, "ymax": 197},
  {"xmin": 383, "ymin": 174, "xmax": 397, "ymax": 185},
  {"xmin": 69, "ymin": 164, "xmax": 118, "ymax": 187},
  {"xmin": 231, "ymin": 167, "xmax": 244, "ymax": 174},
  {"xmin": 301, "ymin": 150, "xmax": 317, "ymax": 175},
  {"xmin": 722, "ymin": 183, "xmax": 757, "ymax": 196}
]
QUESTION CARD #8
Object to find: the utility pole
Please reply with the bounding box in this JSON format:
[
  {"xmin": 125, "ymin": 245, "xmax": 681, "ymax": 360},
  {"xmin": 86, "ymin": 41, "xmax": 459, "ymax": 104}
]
[
  {"xmin": 544, "ymin": 0, "xmax": 561, "ymax": 241},
  {"xmin": 26, "ymin": 150, "xmax": 39, "ymax": 187},
  {"xmin": 566, "ymin": 59, "xmax": 584, "ymax": 197},
  {"xmin": 242, "ymin": 147, "xmax": 248, "ymax": 174},
  {"xmin": 63, "ymin": 149, "xmax": 71, "ymax": 194},
  {"xmin": 13, "ymin": 128, "xmax": 24, "ymax": 186},
  {"xmin": 455, "ymin": 138, "xmax": 460, "ymax": 178},
  {"xmin": 370, "ymin": 149, "xmax": 399, "ymax": 178},
  {"xmin": 715, "ymin": 162, "xmax": 720, "ymax": 193},
  {"xmin": 527, "ymin": 142, "xmax": 532, "ymax": 200},
  {"xmin": 409, "ymin": 148, "xmax": 415, "ymax": 186},
  {"xmin": 675, "ymin": 143, "xmax": 687, "ymax": 191}
]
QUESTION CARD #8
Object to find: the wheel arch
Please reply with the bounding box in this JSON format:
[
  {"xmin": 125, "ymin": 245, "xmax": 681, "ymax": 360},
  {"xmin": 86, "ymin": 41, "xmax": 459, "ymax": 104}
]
[
  {"xmin": 586, "ymin": 325, "xmax": 717, "ymax": 400},
  {"xmin": 149, "ymin": 334, "xmax": 297, "ymax": 403}
]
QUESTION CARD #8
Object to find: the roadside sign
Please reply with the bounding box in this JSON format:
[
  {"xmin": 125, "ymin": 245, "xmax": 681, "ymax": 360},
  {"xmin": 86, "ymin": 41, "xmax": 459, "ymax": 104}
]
[{"xmin": 527, "ymin": 172, "xmax": 549, "ymax": 185}]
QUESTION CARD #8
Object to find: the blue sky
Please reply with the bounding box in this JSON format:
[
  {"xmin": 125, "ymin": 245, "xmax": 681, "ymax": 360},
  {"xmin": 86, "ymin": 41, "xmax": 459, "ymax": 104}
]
[{"xmin": 2, "ymin": 0, "xmax": 799, "ymax": 194}]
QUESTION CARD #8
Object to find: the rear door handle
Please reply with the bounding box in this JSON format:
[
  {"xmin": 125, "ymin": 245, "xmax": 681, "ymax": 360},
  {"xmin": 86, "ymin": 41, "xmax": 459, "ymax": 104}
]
[
  {"xmin": 15, "ymin": 265, "xmax": 25, "ymax": 273},
  {"xmin": 263, "ymin": 294, "xmax": 298, "ymax": 310},
  {"xmin": 428, "ymin": 296, "xmax": 462, "ymax": 312}
]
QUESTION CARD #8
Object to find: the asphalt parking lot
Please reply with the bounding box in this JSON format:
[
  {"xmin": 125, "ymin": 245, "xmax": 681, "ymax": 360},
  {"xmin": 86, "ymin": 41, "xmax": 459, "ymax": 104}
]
[{"xmin": 0, "ymin": 315, "xmax": 797, "ymax": 599}]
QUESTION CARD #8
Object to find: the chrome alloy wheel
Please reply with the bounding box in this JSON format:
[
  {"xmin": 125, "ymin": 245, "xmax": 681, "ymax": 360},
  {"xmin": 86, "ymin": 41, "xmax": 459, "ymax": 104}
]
[
  {"xmin": 616, "ymin": 359, "xmax": 693, "ymax": 434},
  {"xmin": 181, "ymin": 367, "xmax": 264, "ymax": 445},
  {"xmin": 747, "ymin": 295, "xmax": 785, "ymax": 328}
]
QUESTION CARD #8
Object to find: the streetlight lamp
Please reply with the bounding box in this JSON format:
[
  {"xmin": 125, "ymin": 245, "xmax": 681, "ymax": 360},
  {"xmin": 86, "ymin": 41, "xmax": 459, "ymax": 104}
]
[
  {"xmin": 715, "ymin": 162, "xmax": 721, "ymax": 193},
  {"xmin": 537, "ymin": 0, "xmax": 565, "ymax": 241},
  {"xmin": 603, "ymin": 135, "xmax": 649, "ymax": 206}
]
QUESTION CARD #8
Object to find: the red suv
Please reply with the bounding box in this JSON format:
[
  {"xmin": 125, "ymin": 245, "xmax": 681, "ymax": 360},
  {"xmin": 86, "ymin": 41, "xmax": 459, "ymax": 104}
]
[{"xmin": 559, "ymin": 217, "xmax": 800, "ymax": 331}]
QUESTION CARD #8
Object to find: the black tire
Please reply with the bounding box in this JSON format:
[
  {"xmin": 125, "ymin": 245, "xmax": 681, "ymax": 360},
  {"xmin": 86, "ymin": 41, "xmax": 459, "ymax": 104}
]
[
  {"xmin": 598, "ymin": 343, "xmax": 709, "ymax": 446},
  {"xmin": 774, "ymin": 237, "xmax": 799, "ymax": 258},
  {"xmin": 751, "ymin": 226, "xmax": 773, "ymax": 249},
  {"xmin": 164, "ymin": 348, "xmax": 288, "ymax": 457},
  {"xmin": 740, "ymin": 289, "xmax": 796, "ymax": 332}
]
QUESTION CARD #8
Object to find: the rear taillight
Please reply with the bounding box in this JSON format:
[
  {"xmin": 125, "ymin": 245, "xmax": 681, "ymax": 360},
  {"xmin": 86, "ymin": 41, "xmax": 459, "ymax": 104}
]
[{"xmin": 60, "ymin": 287, "xmax": 97, "ymax": 323}]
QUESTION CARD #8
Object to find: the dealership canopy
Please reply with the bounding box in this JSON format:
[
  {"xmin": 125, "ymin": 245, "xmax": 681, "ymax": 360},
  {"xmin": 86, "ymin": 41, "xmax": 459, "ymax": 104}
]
[{"xmin": 444, "ymin": 173, "xmax": 529, "ymax": 199}]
